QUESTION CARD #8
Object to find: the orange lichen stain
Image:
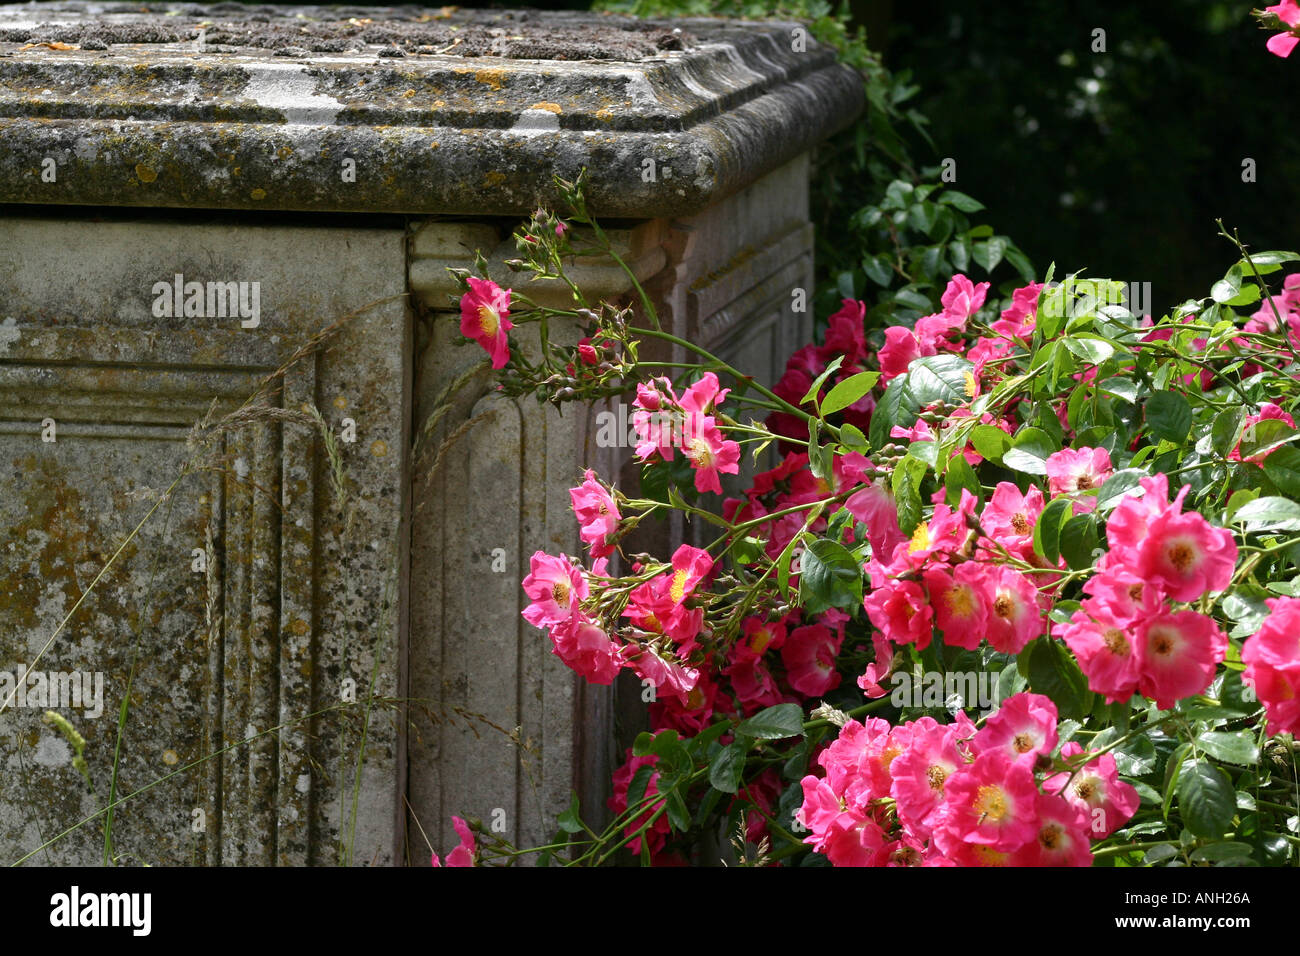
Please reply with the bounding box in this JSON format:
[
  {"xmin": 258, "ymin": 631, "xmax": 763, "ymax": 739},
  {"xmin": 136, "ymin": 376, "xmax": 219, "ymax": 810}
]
[
  {"xmin": 135, "ymin": 164, "xmax": 157, "ymax": 183},
  {"xmin": 250, "ymin": 188, "xmax": 267, "ymax": 200},
  {"xmin": 531, "ymin": 102, "xmax": 562, "ymax": 114},
  {"xmin": 1, "ymin": 458, "xmax": 137, "ymax": 631},
  {"xmin": 474, "ymin": 68, "xmax": 505, "ymax": 91},
  {"xmin": 21, "ymin": 41, "xmax": 77, "ymax": 50}
]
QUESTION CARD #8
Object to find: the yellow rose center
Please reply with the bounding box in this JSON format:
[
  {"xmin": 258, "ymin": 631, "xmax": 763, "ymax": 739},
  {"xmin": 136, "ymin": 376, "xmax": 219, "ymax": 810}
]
[
  {"xmin": 1038, "ymin": 823, "xmax": 1064, "ymax": 851},
  {"xmin": 974, "ymin": 785, "xmax": 1009, "ymax": 824},
  {"xmin": 669, "ymin": 568, "xmax": 690, "ymax": 604},
  {"xmin": 909, "ymin": 523, "xmax": 933, "ymax": 554}
]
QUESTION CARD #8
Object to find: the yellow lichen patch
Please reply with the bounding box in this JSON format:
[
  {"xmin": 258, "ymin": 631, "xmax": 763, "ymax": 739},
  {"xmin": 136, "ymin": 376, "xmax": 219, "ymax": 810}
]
[
  {"xmin": 415, "ymin": 5, "xmax": 457, "ymax": 19},
  {"xmin": 371, "ymin": 439, "xmax": 388, "ymax": 458},
  {"xmin": 277, "ymin": 146, "xmax": 293, "ymax": 160},
  {"xmin": 288, "ymin": 618, "xmax": 310, "ymax": 636},
  {"xmin": 474, "ymin": 68, "xmax": 506, "ymax": 91},
  {"xmin": 162, "ymin": 750, "xmax": 179, "ymax": 766},
  {"xmin": 333, "ymin": 395, "xmax": 348, "ymax": 410},
  {"xmin": 250, "ymin": 188, "xmax": 267, "ymax": 200},
  {"xmin": 403, "ymin": 88, "xmax": 417, "ymax": 98},
  {"xmin": 135, "ymin": 164, "xmax": 157, "ymax": 183},
  {"xmin": 482, "ymin": 170, "xmax": 506, "ymax": 187},
  {"xmin": 531, "ymin": 101, "xmax": 562, "ymax": 114},
  {"xmin": 595, "ymin": 107, "xmax": 614, "ymax": 122}
]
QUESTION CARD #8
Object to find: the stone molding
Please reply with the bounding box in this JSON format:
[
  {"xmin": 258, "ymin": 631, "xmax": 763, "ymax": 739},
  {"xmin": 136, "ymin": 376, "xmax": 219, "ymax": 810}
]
[{"xmin": 0, "ymin": 3, "xmax": 864, "ymax": 217}]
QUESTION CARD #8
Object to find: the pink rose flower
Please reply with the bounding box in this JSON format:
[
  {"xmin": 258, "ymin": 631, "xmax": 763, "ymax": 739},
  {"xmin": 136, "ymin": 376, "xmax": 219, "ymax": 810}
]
[
  {"xmin": 1242, "ymin": 597, "xmax": 1300, "ymax": 734},
  {"xmin": 889, "ymin": 716, "xmax": 964, "ymax": 838},
  {"xmin": 781, "ymin": 623, "xmax": 844, "ymax": 697},
  {"xmin": 1135, "ymin": 507, "xmax": 1237, "ymax": 603},
  {"xmin": 1042, "ymin": 742, "xmax": 1140, "ymax": 839},
  {"xmin": 430, "ymin": 816, "xmax": 476, "ymax": 867},
  {"xmin": 520, "ymin": 551, "xmax": 586, "ymax": 628},
  {"xmin": 1135, "ymin": 610, "xmax": 1227, "ymax": 709},
  {"xmin": 817, "ymin": 299, "xmax": 868, "ymax": 368},
  {"xmin": 458, "ymin": 277, "xmax": 513, "ymax": 369},
  {"xmin": 1008, "ymin": 793, "xmax": 1093, "ymax": 867},
  {"xmin": 1056, "ymin": 598, "xmax": 1144, "ymax": 703},
  {"xmin": 923, "ymin": 562, "xmax": 990, "ymax": 650},
  {"xmin": 845, "ymin": 479, "xmax": 906, "ymax": 561},
  {"xmin": 569, "ymin": 469, "xmax": 621, "ymax": 558},
  {"xmin": 864, "ymin": 578, "xmax": 934, "ymax": 649},
  {"xmin": 933, "ymin": 749, "xmax": 1040, "ymax": 854},
  {"xmin": 982, "ymin": 564, "xmax": 1045, "ymax": 654},
  {"xmin": 1265, "ymin": 1, "xmax": 1300, "ymax": 56},
  {"xmin": 973, "ymin": 692, "xmax": 1059, "ymax": 767},
  {"xmin": 1045, "ymin": 446, "xmax": 1112, "ymax": 512},
  {"xmin": 548, "ymin": 613, "xmax": 624, "ymax": 684},
  {"xmin": 681, "ymin": 414, "xmax": 741, "ymax": 494}
]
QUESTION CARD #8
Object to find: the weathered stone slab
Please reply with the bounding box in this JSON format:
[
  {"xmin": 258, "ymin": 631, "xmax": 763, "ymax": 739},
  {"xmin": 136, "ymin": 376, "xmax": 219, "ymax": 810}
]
[
  {"xmin": 0, "ymin": 214, "xmax": 409, "ymax": 865},
  {"xmin": 0, "ymin": 2, "xmax": 863, "ymax": 217},
  {"xmin": 0, "ymin": 2, "xmax": 859, "ymax": 866}
]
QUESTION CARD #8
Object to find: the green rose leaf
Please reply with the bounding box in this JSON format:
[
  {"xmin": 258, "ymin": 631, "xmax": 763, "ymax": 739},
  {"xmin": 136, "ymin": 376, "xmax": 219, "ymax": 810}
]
[
  {"xmin": 799, "ymin": 537, "xmax": 864, "ymax": 615},
  {"xmin": 736, "ymin": 703, "xmax": 806, "ymax": 741},
  {"xmin": 821, "ymin": 371, "xmax": 881, "ymax": 417},
  {"xmin": 1176, "ymin": 760, "xmax": 1236, "ymax": 839},
  {"xmin": 1145, "ymin": 392, "xmax": 1192, "ymax": 444},
  {"xmin": 708, "ymin": 743, "xmax": 747, "ymax": 794}
]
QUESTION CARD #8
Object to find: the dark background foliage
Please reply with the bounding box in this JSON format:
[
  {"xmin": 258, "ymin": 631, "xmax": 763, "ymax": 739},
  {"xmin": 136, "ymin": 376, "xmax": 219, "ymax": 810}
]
[{"xmin": 879, "ymin": 0, "xmax": 1300, "ymax": 315}]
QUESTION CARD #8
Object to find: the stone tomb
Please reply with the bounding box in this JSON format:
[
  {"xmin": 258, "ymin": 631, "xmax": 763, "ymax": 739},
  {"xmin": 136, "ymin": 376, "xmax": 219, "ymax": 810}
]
[{"xmin": 0, "ymin": 2, "xmax": 862, "ymax": 864}]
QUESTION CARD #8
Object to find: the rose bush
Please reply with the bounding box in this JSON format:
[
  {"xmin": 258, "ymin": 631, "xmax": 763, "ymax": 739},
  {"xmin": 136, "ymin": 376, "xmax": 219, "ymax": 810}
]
[{"xmin": 421, "ymin": 173, "xmax": 1300, "ymax": 868}]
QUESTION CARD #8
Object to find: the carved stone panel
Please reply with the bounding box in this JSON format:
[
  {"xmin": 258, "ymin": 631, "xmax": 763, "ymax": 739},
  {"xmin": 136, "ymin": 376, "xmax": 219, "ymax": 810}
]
[{"xmin": 0, "ymin": 215, "xmax": 408, "ymax": 865}]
